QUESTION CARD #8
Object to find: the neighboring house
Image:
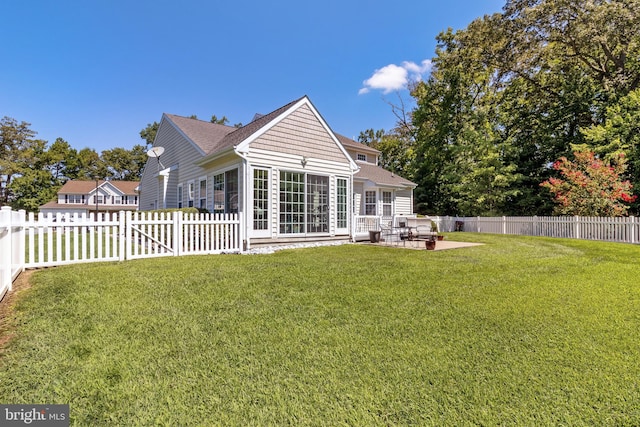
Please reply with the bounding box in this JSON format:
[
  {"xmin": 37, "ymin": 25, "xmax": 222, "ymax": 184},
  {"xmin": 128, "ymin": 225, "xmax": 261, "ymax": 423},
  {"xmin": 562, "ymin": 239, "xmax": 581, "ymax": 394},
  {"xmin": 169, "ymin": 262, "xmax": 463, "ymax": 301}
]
[
  {"xmin": 138, "ymin": 95, "xmax": 416, "ymax": 247},
  {"xmin": 39, "ymin": 180, "xmax": 140, "ymax": 216}
]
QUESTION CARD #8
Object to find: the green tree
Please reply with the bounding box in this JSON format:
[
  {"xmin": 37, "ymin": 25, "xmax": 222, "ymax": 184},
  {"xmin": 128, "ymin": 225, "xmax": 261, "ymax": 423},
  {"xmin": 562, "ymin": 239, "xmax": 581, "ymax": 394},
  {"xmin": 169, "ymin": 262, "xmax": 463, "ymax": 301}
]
[
  {"xmin": 139, "ymin": 121, "xmax": 159, "ymax": 147},
  {"xmin": 0, "ymin": 117, "xmax": 47, "ymax": 206},
  {"xmin": 409, "ymin": 0, "xmax": 640, "ymax": 215},
  {"xmin": 102, "ymin": 145, "xmax": 147, "ymax": 181},
  {"xmin": 210, "ymin": 115, "xmax": 229, "ymax": 125},
  {"xmin": 541, "ymin": 150, "xmax": 636, "ymax": 216},
  {"xmin": 43, "ymin": 137, "xmax": 80, "ymax": 182}
]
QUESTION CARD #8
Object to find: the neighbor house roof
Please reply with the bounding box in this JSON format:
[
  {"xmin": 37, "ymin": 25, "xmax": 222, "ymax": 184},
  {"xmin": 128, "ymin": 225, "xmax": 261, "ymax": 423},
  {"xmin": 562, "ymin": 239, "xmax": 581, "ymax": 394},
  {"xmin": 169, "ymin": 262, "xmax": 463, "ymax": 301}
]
[
  {"xmin": 354, "ymin": 162, "xmax": 416, "ymax": 188},
  {"xmin": 58, "ymin": 180, "xmax": 139, "ymax": 195}
]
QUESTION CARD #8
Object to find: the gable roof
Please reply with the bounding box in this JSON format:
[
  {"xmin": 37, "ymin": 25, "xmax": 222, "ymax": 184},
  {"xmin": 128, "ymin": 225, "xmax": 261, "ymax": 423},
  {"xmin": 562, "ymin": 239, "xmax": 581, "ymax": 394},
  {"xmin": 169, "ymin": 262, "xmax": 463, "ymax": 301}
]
[
  {"xmin": 162, "ymin": 114, "xmax": 236, "ymax": 155},
  {"xmin": 335, "ymin": 134, "xmax": 380, "ymax": 155},
  {"xmin": 163, "ymin": 97, "xmax": 306, "ymax": 159},
  {"xmin": 354, "ymin": 162, "xmax": 416, "ymax": 188},
  {"xmin": 58, "ymin": 180, "xmax": 139, "ymax": 195}
]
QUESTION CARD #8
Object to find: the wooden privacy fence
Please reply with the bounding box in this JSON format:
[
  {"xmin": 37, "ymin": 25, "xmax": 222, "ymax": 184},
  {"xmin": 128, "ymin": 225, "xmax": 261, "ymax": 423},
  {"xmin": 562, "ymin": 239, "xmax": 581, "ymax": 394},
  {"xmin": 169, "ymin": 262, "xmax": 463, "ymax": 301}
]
[{"xmin": 0, "ymin": 207, "xmax": 242, "ymax": 298}]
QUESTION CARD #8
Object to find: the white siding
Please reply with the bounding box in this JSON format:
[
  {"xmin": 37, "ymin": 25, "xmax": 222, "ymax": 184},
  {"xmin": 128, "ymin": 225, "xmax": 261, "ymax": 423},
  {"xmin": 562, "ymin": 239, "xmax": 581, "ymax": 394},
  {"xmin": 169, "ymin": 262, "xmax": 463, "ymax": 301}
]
[
  {"xmin": 395, "ymin": 189, "xmax": 413, "ymax": 215},
  {"xmin": 139, "ymin": 117, "xmax": 212, "ymax": 211},
  {"xmin": 251, "ymin": 105, "xmax": 351, "ymax": 164}
]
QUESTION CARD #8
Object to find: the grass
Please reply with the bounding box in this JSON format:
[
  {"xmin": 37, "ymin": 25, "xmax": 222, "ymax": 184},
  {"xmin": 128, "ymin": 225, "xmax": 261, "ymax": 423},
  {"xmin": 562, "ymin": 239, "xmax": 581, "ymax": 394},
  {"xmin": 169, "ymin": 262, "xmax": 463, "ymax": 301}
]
[{"xmin": 1, "ymin": 233, "xmax": 639, "ymax": 425}]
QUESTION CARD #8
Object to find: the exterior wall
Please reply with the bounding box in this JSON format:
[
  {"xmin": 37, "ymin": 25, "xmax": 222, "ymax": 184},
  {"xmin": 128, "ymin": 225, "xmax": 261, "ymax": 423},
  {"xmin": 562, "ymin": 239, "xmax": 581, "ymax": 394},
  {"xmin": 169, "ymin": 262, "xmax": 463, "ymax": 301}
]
[
  {"xmin": 353, "ymin": 182, "xmax": 364, "ymax": 214},
  {"xmin": 139, "ymin": 117, "xmax": 206, "ymax": 210},
  {"xmin": 394, "ymin": 189, "xmax": 413, "ymax": 215},
  {"xmin": 345, "ymin": 148, "xmax": 377, "ymax": 165},
  {"xmin": 201, "ymin": 154, "xmax": 243, "ymax": 213},
  {"xmin": 251, "ymin": 104, "xmax": 349, "ymax": 164},
  {"xmin": 245, "ymin": 147, "xmax": 352, "ymax": 241},
  {"xmin": 352, "ymin": 184, "xmax": 414, "ymax": 217}
]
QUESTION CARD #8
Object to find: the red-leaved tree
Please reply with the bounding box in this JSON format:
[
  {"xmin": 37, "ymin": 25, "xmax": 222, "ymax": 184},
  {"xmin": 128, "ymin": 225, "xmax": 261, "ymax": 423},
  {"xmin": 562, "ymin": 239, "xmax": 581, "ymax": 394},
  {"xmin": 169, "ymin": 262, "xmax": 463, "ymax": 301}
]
[{"xmin": 541, "ymin": 150, "xmax": 637, "ymax": 216}]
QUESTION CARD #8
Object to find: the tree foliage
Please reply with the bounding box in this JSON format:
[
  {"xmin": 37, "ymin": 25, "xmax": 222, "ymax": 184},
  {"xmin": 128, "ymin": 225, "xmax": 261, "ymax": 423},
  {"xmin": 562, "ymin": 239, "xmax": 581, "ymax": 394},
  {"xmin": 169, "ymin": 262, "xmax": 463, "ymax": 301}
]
[
  {"xmin": 541, "ymin": 150, "xmax": 636, "ymax": 216},
  {"xmin": 1, "ymin": 117, "xmax": 146, "ymax": 211},
  {"xmin": 407, "ymin": 0, "xmax": 640, "ymax": 216}
]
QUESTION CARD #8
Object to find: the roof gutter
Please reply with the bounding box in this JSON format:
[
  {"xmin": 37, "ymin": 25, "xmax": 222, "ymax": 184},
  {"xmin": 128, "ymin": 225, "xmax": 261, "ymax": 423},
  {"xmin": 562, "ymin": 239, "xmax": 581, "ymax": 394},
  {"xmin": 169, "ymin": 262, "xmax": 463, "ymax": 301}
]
[{"xmin": 194, "ymin": 146, "xmax": 237, "ymax": 167}]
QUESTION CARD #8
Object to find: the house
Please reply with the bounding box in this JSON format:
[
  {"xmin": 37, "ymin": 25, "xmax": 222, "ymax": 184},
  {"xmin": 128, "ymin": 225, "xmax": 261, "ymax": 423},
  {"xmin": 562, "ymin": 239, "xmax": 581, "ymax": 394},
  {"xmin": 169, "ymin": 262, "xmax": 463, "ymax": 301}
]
[
  {"xmin": 138, "ymin": 96, "xmax": 416, "ymax": 247},
  {"xmin": 39, "ymin": 180, "xmax": 139, "ymax": 216}
]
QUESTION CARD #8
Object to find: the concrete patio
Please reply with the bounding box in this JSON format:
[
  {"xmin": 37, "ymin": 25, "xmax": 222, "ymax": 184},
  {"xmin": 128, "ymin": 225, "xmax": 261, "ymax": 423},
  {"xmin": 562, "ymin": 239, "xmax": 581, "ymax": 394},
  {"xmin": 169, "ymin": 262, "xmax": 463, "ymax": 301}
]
[{"xmin": 368, "ymin": 238, "xmax": 483, "ymax": 251}]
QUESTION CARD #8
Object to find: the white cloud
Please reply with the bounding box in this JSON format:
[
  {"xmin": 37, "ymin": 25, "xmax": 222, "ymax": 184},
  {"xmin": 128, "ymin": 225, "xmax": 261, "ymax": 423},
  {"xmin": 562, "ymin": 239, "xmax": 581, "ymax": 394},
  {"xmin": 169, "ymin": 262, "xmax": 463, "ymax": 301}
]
[{"xmin": 359, "ymin": 59, "xmax": 432, "ymax": 95}]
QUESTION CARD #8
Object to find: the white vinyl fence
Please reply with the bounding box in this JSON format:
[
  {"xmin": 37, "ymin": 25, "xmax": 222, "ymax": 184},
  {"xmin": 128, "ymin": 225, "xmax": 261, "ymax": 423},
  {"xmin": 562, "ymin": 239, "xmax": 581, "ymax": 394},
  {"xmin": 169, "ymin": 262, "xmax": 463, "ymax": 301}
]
[
  {"xmin": 0, "ymin": 207, "xmax": 242, "ymax": 299},
  {"xmin": 438, "ymin": 215, "xmax": 640, "ymax": 244},
  {"xmin": 354, "ymin": 213, "xmax": 640, "ymax": 245}
]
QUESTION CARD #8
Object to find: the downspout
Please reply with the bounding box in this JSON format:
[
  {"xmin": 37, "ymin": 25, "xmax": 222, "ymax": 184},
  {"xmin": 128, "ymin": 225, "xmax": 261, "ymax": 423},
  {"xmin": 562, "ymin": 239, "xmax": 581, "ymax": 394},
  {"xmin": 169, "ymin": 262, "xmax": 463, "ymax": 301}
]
[
  {"xmin": 234, "ymin": 146, "xmax": 250, "ymax": 251},
  {"xmin": 350, "ymin": 162, "xmax": 360, "ymax": 242}
]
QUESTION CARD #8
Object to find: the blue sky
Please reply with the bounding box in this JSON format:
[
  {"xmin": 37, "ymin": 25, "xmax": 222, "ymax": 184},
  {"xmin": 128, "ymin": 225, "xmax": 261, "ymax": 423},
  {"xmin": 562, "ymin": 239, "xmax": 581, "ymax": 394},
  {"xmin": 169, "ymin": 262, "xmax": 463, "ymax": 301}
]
[{"xmin": 2, "ymin": 0, "xmax": 505, "ymax": 153}]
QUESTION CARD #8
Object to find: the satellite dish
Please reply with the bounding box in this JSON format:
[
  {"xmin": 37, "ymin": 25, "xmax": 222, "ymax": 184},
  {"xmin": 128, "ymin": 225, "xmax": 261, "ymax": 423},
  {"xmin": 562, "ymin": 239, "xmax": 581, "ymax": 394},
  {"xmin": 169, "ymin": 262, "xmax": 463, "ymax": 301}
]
[{"xmin": 146, "ymin": 146, "xmax": 165, "ymax": 158}]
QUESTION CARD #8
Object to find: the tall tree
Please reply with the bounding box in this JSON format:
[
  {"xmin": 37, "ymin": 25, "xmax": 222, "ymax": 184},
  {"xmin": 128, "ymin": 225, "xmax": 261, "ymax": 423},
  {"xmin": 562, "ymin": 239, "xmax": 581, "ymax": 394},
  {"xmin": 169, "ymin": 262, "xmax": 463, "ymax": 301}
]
[
  {"xmin": 410, "ymin": 0, "xmax": 640, "ymax": 215},
  {"xmin": 139, "ymin": 121, "xmax": 159, "ymax": 147},
  {"xmin": 0, "ymin": 117, "xmax": 47, "ymax": 206},
  {"xmin": 101, "ymin": 145, "xmax": 147, "ymax": 180}
]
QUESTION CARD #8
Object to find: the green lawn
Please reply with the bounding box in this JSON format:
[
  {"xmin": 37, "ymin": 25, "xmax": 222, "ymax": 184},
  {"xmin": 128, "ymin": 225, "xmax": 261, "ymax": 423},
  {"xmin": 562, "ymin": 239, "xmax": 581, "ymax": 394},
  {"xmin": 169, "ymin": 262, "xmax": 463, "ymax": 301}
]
[{"xmin": 1, "ymin": 234, "xmax": 639, "ymax": 425}]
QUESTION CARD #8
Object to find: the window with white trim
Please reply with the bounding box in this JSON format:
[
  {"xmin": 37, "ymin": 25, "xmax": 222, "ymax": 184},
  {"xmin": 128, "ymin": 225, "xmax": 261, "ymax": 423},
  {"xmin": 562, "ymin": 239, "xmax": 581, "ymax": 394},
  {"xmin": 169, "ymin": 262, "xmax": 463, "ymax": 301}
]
[
  {"xmin": 177, "ymin": 184, "xmax": 183, "ymax": 208},
  {"xmin": 280, "ymin": 171, "xmax": 305, "ymax": 234},
  {"xmin": 357, "ymin": 153, "xmax": 367, "ymax": 161},
  {"xmin": 187, "ymin": 181, "xmax": 194, "ymax": 207},
  {"xmin": 306, "ymin": 174, "xmax": 329, "ymax": 233},
  {"xmin": 382, "ymin": 191, "xmax": 392, "ymax": 216},
  {"xmin": 213, "ymin": 169, "xmax": 239, "ymax": 214},
  {"xmin": 365, "ymin": 191, "xmax": 377, "ymax": 215},
  {"xmin": 199, "ymin": 178, "xmax": 207, "ymax": 210},
  {"xmin": 66, "ymin": 194, "xmax": 84, "ymax": 204},
  {"xmin": 253, "ymin": 168, "xmax": 269, "ymax": 230},
  {"xmin": 336, "ymin": 178, "xmax": 348, "ymax": 229},
  {"xmin": 279, "ymin": 171, "xmax": 329, "ymax": 234}
]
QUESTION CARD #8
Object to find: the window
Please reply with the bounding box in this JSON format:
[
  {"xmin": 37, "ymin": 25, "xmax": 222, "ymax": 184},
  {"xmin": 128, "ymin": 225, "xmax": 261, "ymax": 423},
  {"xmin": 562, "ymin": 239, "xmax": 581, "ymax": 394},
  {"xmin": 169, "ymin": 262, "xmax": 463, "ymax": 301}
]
[
  {"xmin": 225, "ymin": 170, "xmax": 238, "ymax": 213},
  {"xmin": 279, "ymin": 171, "xmax": 329, "ymax": 234},
  {"xmin": 213, "ymin": 174, "xmax": 224, "ymax": 213},
  {"xmin": 177, "ymin": 185, "xmax": 183, "ymax": 208},
  {"xmin": 187, "ymin": 181, "xmax": 194, "ymax": 207},
  {"xmin": 382, "ymin": 191, "xmax": 392, "ymax": 216},
  {"xmin": 66, "ymin": 194, "xmax": 83, "ymax": 204},
  {"xmin": 199, "ymin": 178, "xmax": 207, "ymax": 209},
  {"xmin": 337, "ymin": 178, "xmax": 348, "ymax": 229},
  {"xmin": 280, "ymin": 171, "xmax": 305, "ymax": 234},
  {"xmin": 213, "ymin": 169, "xmax": 239, "ymax": 214},
  {"xmin": 114, "ymin": 196, "xmax": 122, "ymax": 205},
  {"xmin": 95, "ymin": 195, "xmax": 104, "ymax": 205},
  {"xmin": 357, "ymin": 153, "xmax": 367, "ymax": 161},
  {"xmin": 306, "ymin": 175, "xmax": 329, "ymax": 233},
  {"xmin": 253, "ymin": 169, "xmax": 269, "ymax": 230},
  {"xmin": 365, "ymin": 191, "xmax": 377, "ymax": 215}
]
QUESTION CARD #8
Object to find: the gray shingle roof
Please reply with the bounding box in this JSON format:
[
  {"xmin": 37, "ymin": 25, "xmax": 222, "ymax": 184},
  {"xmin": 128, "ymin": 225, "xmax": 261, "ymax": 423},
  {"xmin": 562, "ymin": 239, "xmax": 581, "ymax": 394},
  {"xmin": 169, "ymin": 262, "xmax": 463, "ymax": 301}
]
[
  {"xmin": 335, "ymin": 133, "xmax": 380, "ymax": 154},
  {"xmin": 163, "ymin": 97, "xmax": 414, "ymax": 189},
  {"xmin": 163, "ymin": 114, "xmax": 236, "ymax": 154},
  {"xmin": 354, "ymin": 162, "xmax": 416, "ymax": 188},
  {"xmin": 164, "ymin": 96, "xmax": 306, "ymax": 156}
]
